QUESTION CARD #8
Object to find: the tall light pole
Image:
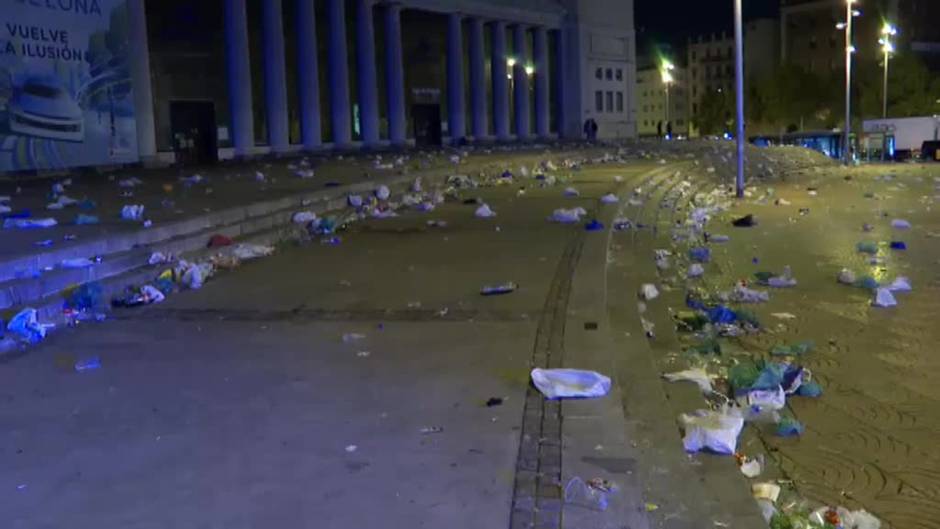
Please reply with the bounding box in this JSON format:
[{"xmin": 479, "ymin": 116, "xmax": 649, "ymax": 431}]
[
  {"xmin": 660, "ymin": 59, "xmax": 674, "ymax": 138},
  {"xmin": 879, "ymin": 23, "xmax": 897, "ymax": 119},
  {"xmin": 838, "ymin": 0, "xmax": 860, "ymax": 165},
  {"xmin": 733, "ymin": 0, "xmax": 745, "ymax": 198}
]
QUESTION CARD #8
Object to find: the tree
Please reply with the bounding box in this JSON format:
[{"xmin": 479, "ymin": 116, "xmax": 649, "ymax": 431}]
[
  {"xmin": 695, "ymin": 88, "xmax": 734, "ymax": 135},
  {"xmin": 857, "ymin": 53, "xmax": 939, "ymax": 119}
]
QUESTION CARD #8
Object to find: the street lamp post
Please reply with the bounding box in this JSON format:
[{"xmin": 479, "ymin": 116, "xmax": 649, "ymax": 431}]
[
  {"xmin": 660, "ymin": 60, "xmax": 675, "ymax": 139},
  {"xmin": 839, "ymin": 0, "xmax": 860, "ymax": 166},
  {"xmin": 733, "ymin": 0, "xmax": 745, "ymax": 198},
  {"xmin": 879, "ymin": 23, "xmax": 897, "ymax": 119}
]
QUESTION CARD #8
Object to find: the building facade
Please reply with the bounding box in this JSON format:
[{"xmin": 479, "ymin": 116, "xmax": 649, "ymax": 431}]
[
  {"xmin": 140, "ymin": 0, "xmax": 636, "ymax": 166},
  {"xmin": 635, "ymin": 66, "xmax": 688, "ymax": 137}
]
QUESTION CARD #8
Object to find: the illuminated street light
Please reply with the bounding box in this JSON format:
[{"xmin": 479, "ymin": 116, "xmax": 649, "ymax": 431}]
[
  {"xmin": 880, "ymin": 23, "xmax": 898, "ymax": 119},
  {"xmin": 659, "ymin": 59, "xmax": 675, "ymax": 137},
  {"xmin": 733, "ymin": 0, "xmax": 745, "ymax": 197},
  {"xmin": 524, "ymin": 65, "xmax": 534, "ymax": 76},
  {"xmin": 506, "ymin": 57, "xmax": 516, "ymax": 68},
  {"xmin": 837, "ymin": 0, "xmax": 861, "ymax": 166}
]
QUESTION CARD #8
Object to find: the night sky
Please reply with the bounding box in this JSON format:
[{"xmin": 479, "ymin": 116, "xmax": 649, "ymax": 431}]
[{"xmin": 635, "ymin": 0, "xmax": 780, "ymax": 59}]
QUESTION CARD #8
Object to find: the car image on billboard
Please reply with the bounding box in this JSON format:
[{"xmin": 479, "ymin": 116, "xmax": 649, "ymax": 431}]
[{"xmin": 8, "ymin": 75, "xmax": 85, "ymax": 143}]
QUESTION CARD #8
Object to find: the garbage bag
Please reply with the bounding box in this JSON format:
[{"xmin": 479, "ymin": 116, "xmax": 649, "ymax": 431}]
[
  {"xmin": 121, "ymin": 204, "xmax": 145, "ymax": 221},
  {"xmin": 475, "ymin": 204, "xmax": 496, "ymax": 218},
  {"xmin": 600, "ymin": 193, "xmax": 618, "ymax": 204},
  {"xmin": 746, "ymin": 386, "xmax": 787, "ymax": 410},
  {"xmin": 796, "ymin": 380, "xmax": 822, "ymax": 398},
  {"xmin": 231, "ymin": 244, "xmax": 274, "ymax": 261},
  {"xmin": 891, "ymin": 218, "xmax": 911, "ymax": 230},
  {"xmin": 7, "ymin": 308, "xmax": 51, "ymax": 343},
  {"xmin": 728, "ymin": 362, "xmax": 760, "ymax": 394},
  {"xmin": 856, "ymin": 241, "xmax": 878, "ymax": 254},
  {"xmin": 639, "ymin": 283, "xmax": 659, "ymax": 301},
  {"xmin": 530, "ymin": 368, "xmax": 611, "ymax": 399},
  {"xmin": 66, "ymin": 282, "xmax": 103, "ymax": 310},
  {"xmin": 375, "ymin": 185, "xmax": 391, "ymax": 201},
  {"xmin": 837, "ymin": 268, "xmax": 856, "ymax": 285},
  {"xmin": 729, "ymin": 285, "xmax": 769, "ymax": 303},
  {"xmin": 663, "ymin": 368, "xmax": 713, "ymax": 392},
  {"xmin": 889, "ymin": 241, "xmax": 907, "ymax": 250},
  {"xmin": 584, "ymin": 219, "xmax": 605, "ymax": 231},
  {"xmin": 549, "ymin": 207, "xmax": 586, "ymax": 223},
  {"xmin": 563, "ymin": 187, "xmax": 580, "ymax": 197},
  {"xmin": 872, "ymin": 288, "xmax": 897, "ymax": 308},
  {"xmin": 776, "ymin": 416, "xmax": 804, "ymax": 437},
  {"xmin": 687, "ymin": 263, "xmax": 705, "ymax": 278},
  {"xmin": 707, "ymin": 305, "xmax": 737, "ymax": 324},
  {"xmin": 4, "ymin": 218, "xmax": 57, "ymax": 229},
  {"xmin": 752, "ymin": 362, "xmax": 786, "ymax": 391},
  {"xmin": 888, "ymin": 276, "xmax": 912, "ymax": 292},
  {"xmin": 731, "ymin": 214, "xmax": 756, "ymax": 227},
  {"xmin": 679, "ymin": 409, "xmax": 745, "ymax": 455},
  {"xmin": 689, "ymin": 247, "xmax": 711, "ymax": 263}
]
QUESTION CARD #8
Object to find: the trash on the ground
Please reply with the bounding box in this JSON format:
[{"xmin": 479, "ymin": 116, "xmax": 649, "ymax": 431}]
[
  {"xmin": 66, "ymin": 282, "xmax": 103, "ymax": 311},
  {"xmin": 640, "ymin": 283, "xmax": 659, "ymax": 301},
  {"xmin": 584, "ymin": 219, "xmax": 604, "ymax": 231},
  {"xmin": 74, "ymin": 214, "xmax": 99, "ymax": 225},
  {"xmin": 662, "ymin": 368, "xmax": 713, "ymax": 392},
  {"xmin": 420, "ymin": 426, "xmax": 444, "ymax": 434},
  {"xmin": 709, "ymin": 234, "xmax": 730, "ymax": 243},
  {"xmin": 758, "ymin": 266, "xmax": 797, "ymax": 288},
  {"xmin": 891, "ymin": 218, "xmax": 911, "ymax": 230},
  {"xmin": 872, "ymin": 288, "xmax": 897, "ymax": 308},
  {"xmin": 687, "ymin": 263, "xmax": 705, "ymax": 278},
  {"xmin": 746, "ymin": 386, "xmax": 787, "ymax": 411},
  {"xmin": 7, "ymin": 308, "xmax": 52, "ymax": 343},
  {"xmin": 231, "ymin": 244, "xmax": 274, "ymax": 261},
  {"xmin": 340, "ymin": 333, "xmax": 368, "ymax": 345},
  {"xmin": 179, "ymin": 260, "xmax": 213, "ymax": 289},
  {"xmin": 563, "ymin": 187, "xmax": 579, "ymax": 197},
  {"xmin": 645, "ymin": 502, "xmax": 659, "ymax": 512},
  {"xmin": 474, "ymin": 204, "xmax": 496, "ymax": 218},
  {"xmin": 121, "ymin": 204, "xmax": 145, "ymax": 221},
  {"xmin": 293, "ymin": 211, "xmax": 317, "ymax": 224},
  {"xmin": 118, "ymin": 177, "xmax": 143, "ymax": 188},
  {"xmin": 612, "ymin": 217, "xmax": 632, "ymax": 230},
  {"xmin": 481, "ymin": 282, "xmax": 517, "ymax": 296},
  {"xmin": 732, "ymin": 214, "xmax": 756, "ymax": 227},
  {"xmin": 770, "ymin": 312, "xmax": 796, "ymax": 320},
  {"xmin": 600, "ymin": 193, "xmax": 618, "ymax": 204},
  {"xmin": 856, "ymin": 241, "xmax": 878, "ymax": 254},
  {"xmin": 74, "ymin": 356, "xmax": 101, "ymax": 372},
  {"xmin": 774, "ymin": 198, "xmax": 791, "ymax": 206},
  {"xmin": 531, "ymin": 368, "xmax": 612, "ymax": 399},
  {"xmin": 888, "ymin": 276, "xmax": 912, "ymax": 292},
  {"xmin": 796, "ymin": 380, "xmax": 823, "ymax": 398},
  {"xmin": 4, "ymin": 217, "xmax": 57, "ymax": 229},
  {"xmin": 752, "ymin": 482, "xmax": 781, "ymax": 503},
  {"xmin": 727, "ymin": 284, "xmax": 769, "ymax": 303},
  {"xmin": 889, "ymin": 240, "xmax": 907, "ymax": 250},
  {"xmin": 739, "ymin": 457, "xmax": 763, "ymax": 478},
  {"xmin": 689, "ymin": 246, "xmax": 711, "ymax": 263},
  {"xmin": 345, "ymin": 444, "xmax": 357, "ymax": 453},
  {"xmin": 679, "ymin": 408, "xmax": 745, "ymax": 455},
  {"xmin": 564, "ymin": 476, "xmax": 610, "ymax": 511},
  {"xmin": 770, "ymin": 341, "xmax": 813, "ymax": 356},
  {"xmin": 149, "ymin": 252, "xmax": 171, "ymax": 265},
  {"xmin": 207, "ymin": 234, "xmax": 233, "ymax": 248},
  {"xmin": 837, "ymin": 268, "xmax": 857, "ymax": 285},
  {"xmin": 486, "ymin": 397, "xmax": 504, "ymax": 407},
  {"xmin": 776, "ymin": 416, "xmax": 804, "ymax": 437},
  {"xmin": 549, "ymin": 207, "xmax": 586, "ymax": 223}
]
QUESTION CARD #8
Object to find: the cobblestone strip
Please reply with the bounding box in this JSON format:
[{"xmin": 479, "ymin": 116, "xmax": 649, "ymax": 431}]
[{"xmin": 510, "ymin": 232, "xmax": 585, "ymax": 529}]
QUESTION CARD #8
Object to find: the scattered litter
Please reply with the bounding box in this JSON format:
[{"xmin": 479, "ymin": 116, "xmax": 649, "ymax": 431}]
[
  {"xmin": 293, "ymin": 211, "xmax": 317, "ymax": 224},
  {"xmin": 837, "ymin": 268, "xmax": 856, "ymax": 285},
  {"xmin": 600, "ymin": 193, "xmax": 618, "ymax": 204},
  {"xmin": 345, "ymin": 444, "xmax": 357, "ymax": 453},
  {"xmin": 121, "ymin": 204, "xmax": 145, "ymax": 221},
  {"xmin": 149, "ymin": 252, "xmax": 171, "ymax": 265},
  {"xmin": 612, "ymin": 218, "xmax": 632, "ymax": 230},
  {"xmin": 679, "ymin": 408, "xmax": 744, "ymax": 455},
  {"xmin": 474, "ymin": 204, "xmax": 497, "ymax": 218},
  {"xmin": 481, "ymin": 282, "xmax": 517, "ymax": 296},
  {"xmin": 687, "ymin": 263, "xmax": 705, "ymax": 278},
  {"xmin": 639, "ymin": 283, "xmax": 659, "ymax": 301},
  {"xmin": 872, "ymin": 288, "xmax": 897, "ymax": 308},
  {"xmin": 564, "ymin": 476, "xmax": 611, "ymax": 511},
  {"xmin": 420, "ymin": 426, "xmax": 444, "ymax": 435},
  {"xmin": 740, "ymin": 457, "xmax": 762, "ymax": 478},
  {"xmin": 891, "ymin": 218, "xmax": 911, "ymax": 230},
  {"xmin": 752, "ymin": 482, "xmax": 781, "ymax": 503},
  {"xmin": 731, "ymin": 214, "xmax": 756, "ymax": 227},
  {"xmin": 889, "ymin": 240, "xmax": 907, "ymax": 250},
  {"xmin": 60, "ymin": 257, "xmax": 95, "ymax": 269},
  {"xmin": 7, "ymin": 308, "xmax": 53, "ymax": 343},
  {"xmin": 74, "ymin": 356, "xmax": 101, "ymax": 372},
  {"xmin": 74, "ymin": 214, "xmax": 99, "ymax": 225},
  {"xmin": 728, "ymin": 284, "xmax": 769, "ymax": 303},
  {"xmin": 708, "ymin": 234, "xmax": 730, "ymax": 243},
  {"xmin": 662, "ymin": 368, "xmax": 713, "ymax": 392},
  {"xmin": 530, "ymin": 368, "xmax": 611, "ymax": 399},
  {"xmin": 563, "ymin": 187, "xmax": 580, "ymax": 197},
  {"xmin": 584, "ymin": 219, "xmax": 604, "ymax": 231},
  {"xmin": 689, "ymin": 246, "xmax": 711, "ymax": 263},
  {"xmin": 776, "ymin": 416, "xmax": 804, "ymax": 437},
  {"xmin": 888, "ymin": 277, "xmax": 912, "ymax": 292},
  {"xmin": 375, "ymin": 185, "xmax": 391, "ymax": 200},
  {"xmin": 342, "ymin": 333, "xmax": 366, "ymax": 343},
  {"xmin": 485, "ymin": 397, "xmax": 504, "ymax": 407},
  {"xmin": 118, "ymin": 177, "xmax": 143, "ymax": 188},
  {"xmin": 549, "ymin": 207, "xmax": 586, "ymax": 223},
  {"xmin": 207, "ymin": 234, "xmax": 233, "ymax": 248},
  {"xmin": 770, "ymin": 313, "xmax": 796, "ymax": 320},
  {"xmin": 230, "ymin": 244, "xmax": 274, "ymax": 261},
  {"xmin": 4, "ymin": 218, "xmax": 57, "ymax": 229},
  {"xmin": 856, "ymin": 241, "xmax": 878, "ymax": 254}
]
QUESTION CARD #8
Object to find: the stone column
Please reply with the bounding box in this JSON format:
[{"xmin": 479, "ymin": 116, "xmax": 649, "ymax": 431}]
[
  {"xmin": 355, "ymin": 0, "xmax": 379, "ymax": 147},
  {"xmin": 467, "ymin": 17, "xmax": 486, "ymax": 139},
  {"xmin": 446, "ymin": 13, "xmax": 466, "ymax": 143},
  {"xmin": 491, "ymin": 21, "xmax": 510, "ymax": 141},
  {"xmin": 512, "ymin": 24, "xmax": 530, "ymax": 139},
  {"xmin": 262, "ymin": 0, "xmax": 289, "ymax": 152},
  {"xmin": 223, "ymin": 0, "xmax": 254, "ymax": 156},
  {"xmin": 384, "ymin": 3, "xmax": 406, "ymax": 146},
  {"xmin": 555, "ymin": 27, "xmax": 570, "ymax": 138},
  {"xmin": 127, "ymin": 0, "xmax": 156, "ymax": 162},
  {"xmin": 327, "ymin": 0, "xmax": 352, "ymax": 146},
  {"xmin": 533, "ymin": 26, "xmax": 550, "ymax": 138},
  {"xmin": 296, "ymin": 0, "xmax": 322, "ymax": 149}
]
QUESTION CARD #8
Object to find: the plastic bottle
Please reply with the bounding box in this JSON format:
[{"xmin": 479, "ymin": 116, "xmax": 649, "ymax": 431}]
[{"xmin": 74, "ymin": 356, "xmax": 101, "ymax": 372}]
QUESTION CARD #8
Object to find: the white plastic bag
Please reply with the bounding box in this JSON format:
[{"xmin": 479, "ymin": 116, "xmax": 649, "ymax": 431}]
[
  {"xmin": 888, "ymin": 276, "xmax": 912, "ymax": 292},
  {"xmin": 231, "ymin": 244, "xmax": 274, "ymax": 261},
  {"xmin": 662, "ymin": 368, "xmax": 713, "ymax": 392},
  {"xmin": 687, "ymin": 263, "xmax": 705, "ymax": 278},
  {"xmin": 531, "ymin": 368, "xmax": 611, "ymax": 399},
  {"xmin": 872, "ymin": 288, "xmax": 897, "ymax": 307},
  {"xmin": 475, "ymin": 204, "xmax": 496, "ymax": 218},
  {"xmin": 746, "ymin": 386, "xmax": 786, "ymax": 411},
  {"xmin": 679, "ymin": 409, "xmax": 744, "ymax": 455},
  {"xmin": 639, "ymin": 283, "xmax": 659, "ymax": 301},
  {"xmin": 375, "ymin": 185, "xmax": 390, "ymax": 201},
  {"xmin": 549, "ymin": 207, "xmax": 586, "ymax": 223},
  {"xmin": 600, "ymin": 193, "xmax": 618, "ymax": 204}
]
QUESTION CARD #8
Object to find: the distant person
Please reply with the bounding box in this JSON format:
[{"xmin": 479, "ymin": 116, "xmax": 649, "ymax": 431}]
[
  {"xmin": 666, "ymin": 121, "xmax": 673, "ymax": 139},
  {"xmin": 587, "ymin": 118, "xmax": 598, "ymax": 141},
  {"xmin": 657, "ymin": 120, "xmax": 663, "ymax": 138}
]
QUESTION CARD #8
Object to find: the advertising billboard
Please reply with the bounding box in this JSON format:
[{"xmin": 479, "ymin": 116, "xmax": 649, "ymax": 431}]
[{"xmin": 0, "ymin": 0, "xmax": 137, "ymax": 172}]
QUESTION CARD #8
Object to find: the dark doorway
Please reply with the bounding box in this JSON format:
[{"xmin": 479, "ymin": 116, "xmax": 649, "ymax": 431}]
[
  {"xmin": 169, "ymin": 100, "xmax": 217, "ymax": 165},
  {"xmin": 412, "ymin": 104, "xmax": 442, "ymax": 147}
]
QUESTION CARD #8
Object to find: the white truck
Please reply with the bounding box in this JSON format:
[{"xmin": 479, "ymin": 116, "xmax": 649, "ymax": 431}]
[{"xmin": 863, "ymin": 116, "xmax": 940, "ymax": 161}]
